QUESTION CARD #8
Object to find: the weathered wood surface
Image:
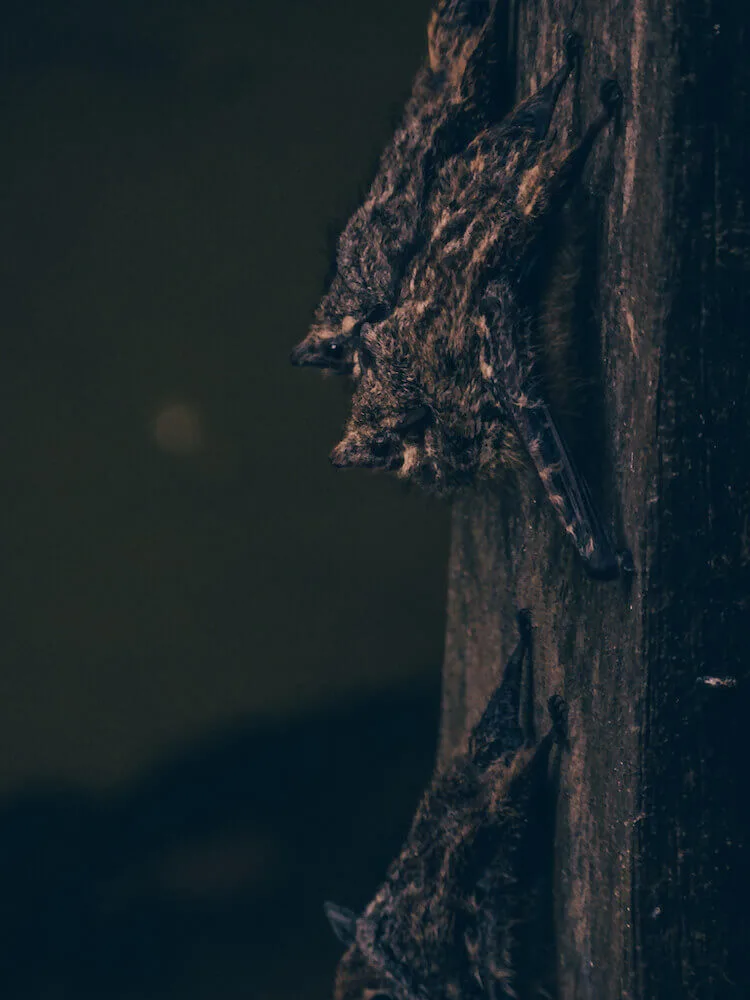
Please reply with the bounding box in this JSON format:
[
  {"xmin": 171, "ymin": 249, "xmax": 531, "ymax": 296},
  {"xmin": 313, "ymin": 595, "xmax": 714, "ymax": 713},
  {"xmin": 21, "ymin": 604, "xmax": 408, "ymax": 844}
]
[{"xmin": 439, "ymin": 2, "xmax": 749, "ymax": 998}]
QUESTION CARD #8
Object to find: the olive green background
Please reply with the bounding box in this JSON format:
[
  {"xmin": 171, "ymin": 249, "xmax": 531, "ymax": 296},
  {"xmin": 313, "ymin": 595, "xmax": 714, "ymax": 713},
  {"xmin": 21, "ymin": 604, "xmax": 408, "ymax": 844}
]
[
  {"xmin": 0, "ymin": 0, "xmax": 444, "ymax": 792},
  {"xmin": 0, "ymin": 1, "xmax": 448, "ymax": 997}
]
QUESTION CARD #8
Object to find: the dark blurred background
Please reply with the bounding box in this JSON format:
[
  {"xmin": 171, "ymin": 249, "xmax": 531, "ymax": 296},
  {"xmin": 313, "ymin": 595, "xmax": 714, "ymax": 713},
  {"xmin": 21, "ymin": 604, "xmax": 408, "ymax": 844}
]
[{"xmin": 0, "ymin": 0, "xmax": 450, "ymax": 996}]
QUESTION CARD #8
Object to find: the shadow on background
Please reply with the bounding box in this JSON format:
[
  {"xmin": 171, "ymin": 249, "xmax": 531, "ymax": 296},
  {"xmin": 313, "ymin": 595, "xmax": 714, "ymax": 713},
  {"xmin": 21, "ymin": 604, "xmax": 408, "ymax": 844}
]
[
  {"xmin": 0, "ymin": 685, "xmax": 439, "ymax": 999},
  {"xmin": 0, "ymin": 0, "xmax": 445, "ymax": 996}
]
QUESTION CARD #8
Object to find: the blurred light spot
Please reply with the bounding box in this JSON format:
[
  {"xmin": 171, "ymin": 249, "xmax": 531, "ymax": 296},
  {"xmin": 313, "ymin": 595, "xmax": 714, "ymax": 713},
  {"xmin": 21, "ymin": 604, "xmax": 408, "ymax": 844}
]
[{"xmin": 153, "ymin": 401, "xmax": 204, "ymax": 456}]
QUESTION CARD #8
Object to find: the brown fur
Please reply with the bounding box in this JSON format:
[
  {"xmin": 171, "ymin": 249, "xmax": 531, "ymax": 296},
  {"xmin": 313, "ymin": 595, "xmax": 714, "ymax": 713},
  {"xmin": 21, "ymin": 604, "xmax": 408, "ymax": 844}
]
[
  {"xmin": 326, "ymin": 615, "xmax": 564, "ymax": 1000},
  {"xmin": 328, "ymin": 121, "xmax": 584, "ymax": 493},
  {"xmin": 326, "ymin": 55, "xmax": 625, "ymax": 576},
  {"xmin": 290, "ymin": 0, "xmax": 505, "ymax": 373}
]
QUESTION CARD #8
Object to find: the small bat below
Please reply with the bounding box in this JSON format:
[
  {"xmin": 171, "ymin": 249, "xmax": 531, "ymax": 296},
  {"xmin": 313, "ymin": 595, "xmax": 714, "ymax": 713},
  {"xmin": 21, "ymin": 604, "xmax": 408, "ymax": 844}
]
[{"xmin": 325, "ymin": 611, "xmax": 566, "ymax": 1000}]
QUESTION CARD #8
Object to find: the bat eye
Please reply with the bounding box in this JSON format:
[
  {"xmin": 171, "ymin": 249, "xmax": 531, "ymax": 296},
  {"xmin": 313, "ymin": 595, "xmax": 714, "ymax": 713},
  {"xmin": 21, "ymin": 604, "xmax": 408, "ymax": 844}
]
[{"xmin": 324, "ymin": 341, "xmax": 344, "ymax": 360}]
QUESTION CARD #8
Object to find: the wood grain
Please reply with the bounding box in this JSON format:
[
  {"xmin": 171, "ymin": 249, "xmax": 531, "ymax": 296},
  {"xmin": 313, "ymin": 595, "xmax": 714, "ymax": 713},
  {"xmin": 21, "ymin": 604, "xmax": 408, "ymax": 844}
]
[{"xmin": 439, "ymin": 2, "xmax": 749, "ymax": 997}]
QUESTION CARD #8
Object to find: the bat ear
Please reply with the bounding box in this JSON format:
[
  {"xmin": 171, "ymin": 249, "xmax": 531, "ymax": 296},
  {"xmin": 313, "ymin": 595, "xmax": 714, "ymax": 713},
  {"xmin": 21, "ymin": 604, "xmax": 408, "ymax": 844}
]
[{"xmin": 324, "ymin": 901, "xmax": 358, "ymax": 945}]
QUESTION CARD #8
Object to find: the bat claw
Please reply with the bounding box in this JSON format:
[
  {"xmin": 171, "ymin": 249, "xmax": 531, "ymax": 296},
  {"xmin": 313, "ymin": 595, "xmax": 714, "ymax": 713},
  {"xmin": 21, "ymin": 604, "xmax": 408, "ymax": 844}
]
[
  {"xmin": 616, "ymin": 548, "xmax": 634, "ymax": 574},
  {"xmin": 599, "ymin": 78, "xmax": 623, "ymax": 116},
  {"xmin": 516, "ymin": 608, "xmax": 532, "ymax": 641},
  {"xmin": 547, "ymin": 694, "xmax": 568, "ymax": 745},
  {"xmin": 563, "ymin": 31, "xmax": 582, "ymax": 68}
]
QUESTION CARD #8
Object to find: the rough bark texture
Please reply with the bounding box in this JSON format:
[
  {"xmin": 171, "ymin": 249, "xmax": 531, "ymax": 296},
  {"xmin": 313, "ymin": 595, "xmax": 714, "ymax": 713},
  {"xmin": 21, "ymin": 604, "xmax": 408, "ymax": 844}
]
[{"xmin": 439, "ymin": 2, "xmax": 749, "ymax": 998}]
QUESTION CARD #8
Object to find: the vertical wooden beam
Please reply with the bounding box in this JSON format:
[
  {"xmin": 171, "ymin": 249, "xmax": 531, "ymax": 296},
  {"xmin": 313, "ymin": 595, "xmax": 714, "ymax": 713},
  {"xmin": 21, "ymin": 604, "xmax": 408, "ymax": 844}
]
[{"xmin": 439, "ymin": 2, "xmax": 749, "ymax": 997}]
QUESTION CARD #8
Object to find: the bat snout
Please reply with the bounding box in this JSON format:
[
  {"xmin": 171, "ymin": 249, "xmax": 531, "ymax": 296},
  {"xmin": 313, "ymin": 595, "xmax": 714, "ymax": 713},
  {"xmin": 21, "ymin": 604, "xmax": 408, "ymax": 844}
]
[
  {"xmin": 330, "ymin": 434, "xmax": 403, "ymax": 471},
  {"xmin": 289, "ymin": 342, "xmax": 306, "ymax": 366},
  {"xmin": 290, "ymin": 333, "xmax": 351, "ymax": 370},
  {"xmin": 290, "ymin": 340, "xmax": 327, "ymax": 367}
]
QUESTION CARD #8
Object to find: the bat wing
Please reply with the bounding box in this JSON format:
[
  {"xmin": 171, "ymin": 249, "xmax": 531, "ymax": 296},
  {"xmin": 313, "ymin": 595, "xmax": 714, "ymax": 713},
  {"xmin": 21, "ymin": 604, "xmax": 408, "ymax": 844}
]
[
  {"xmin": 480, "ymin": 281, "xmax": 624, "ymax": 580},
  {"xmin": 512, "ymin": 397, "xmax": 621, "ymax": 579}
]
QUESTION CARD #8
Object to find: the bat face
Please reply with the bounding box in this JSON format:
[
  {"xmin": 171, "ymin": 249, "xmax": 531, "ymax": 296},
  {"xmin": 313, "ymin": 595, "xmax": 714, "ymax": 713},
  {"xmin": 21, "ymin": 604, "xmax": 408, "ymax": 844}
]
[
  {"xmin": 290, "ymin": 318, "xmax": 359, "ymax": 374},
  {"xmin": 325, "ymin": 617, "xmax": 562, "ymax": 1000},
  {"xmin": 292, "ymin": 195, "xmax": 421, "ymax": 374},
  {"xmin": 329, "ymin": 914, "xmax": 444, "ymax": 1000},
  {"xmin": 329, "ymin": 340, "xmax": 515, "ymax": 495},
  {"xmin": 324, "ymin": 904, "xmax": 411, "ymax": 1000},
  {"xmin": 332, "ymin": 944, "xmax": 400, "ymax": 1000},
  {"xmin": 291, "ymin": 1, "xmax": 502, "ymax": 374}
]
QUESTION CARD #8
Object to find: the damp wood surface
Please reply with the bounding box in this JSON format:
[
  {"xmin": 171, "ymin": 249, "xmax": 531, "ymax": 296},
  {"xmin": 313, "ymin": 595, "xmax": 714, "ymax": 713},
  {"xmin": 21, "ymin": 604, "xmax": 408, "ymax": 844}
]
[{"xmin": 438, "ymin": 2, "xmax": 749, "ymax": 998}]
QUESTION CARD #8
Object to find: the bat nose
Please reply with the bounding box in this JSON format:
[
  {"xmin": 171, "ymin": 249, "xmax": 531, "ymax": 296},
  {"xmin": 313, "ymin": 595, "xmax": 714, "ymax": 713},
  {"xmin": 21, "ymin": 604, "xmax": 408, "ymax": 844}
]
[
  {"xmin": 330, "ymin": 437, "xmax": 403, "ymax": 470},
  {"xmin": 329, "ymin": 444, "xmax": 349, "ymax": 468}
]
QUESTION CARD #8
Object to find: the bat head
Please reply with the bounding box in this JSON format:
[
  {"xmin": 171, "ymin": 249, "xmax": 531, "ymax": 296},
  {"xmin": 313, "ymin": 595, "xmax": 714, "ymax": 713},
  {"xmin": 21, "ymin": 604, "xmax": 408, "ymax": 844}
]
[
  {"xmin": 290, "ymin": 318, "xmax": 358, "ymax": 373},
  {"xmin": 329, "ymin": 312, "xmax": 520, "ymax": 494},
  {"xmin": 325, "ymin": 901, "xmax": 429, "ymax": 1000},
  {"xmin": 332, "ymin": 945, "xmax": 399, "ymax": 1000},
  {"xmin": 291, "ymin": 199, "xmax": 400, "ymax": 373},
  {"xmin": 293, "ymin": 1, "xmax": 500, "ymax": 378}
]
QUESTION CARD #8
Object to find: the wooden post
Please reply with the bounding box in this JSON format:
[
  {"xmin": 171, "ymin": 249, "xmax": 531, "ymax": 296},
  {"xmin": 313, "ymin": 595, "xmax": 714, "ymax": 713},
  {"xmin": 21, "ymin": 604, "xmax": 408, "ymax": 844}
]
[{"xmin": 438, "ymin": 2, "xmax": 749, "ymax": 997}]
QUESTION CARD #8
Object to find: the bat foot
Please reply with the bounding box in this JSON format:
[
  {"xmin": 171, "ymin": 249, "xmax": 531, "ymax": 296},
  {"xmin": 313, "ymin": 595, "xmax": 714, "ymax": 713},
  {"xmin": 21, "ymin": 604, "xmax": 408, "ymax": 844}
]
[
  {"xmin": 515, "ymin": 608, "xmax": 532, "ymax": 642},
  {"xmin": 616, "ymin": 548, "xmax": 634, "ymax": 575},
  {"xmin": 599, "ymin": 78, "xmax": 623, "ymax": 117},
  {"xmin": 563, "ymin": 31, "xmax": 582, "ymax": 69},
  {"xmin": 547, "ymin": 694, "xmax": 568, "ymax": 745}
]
